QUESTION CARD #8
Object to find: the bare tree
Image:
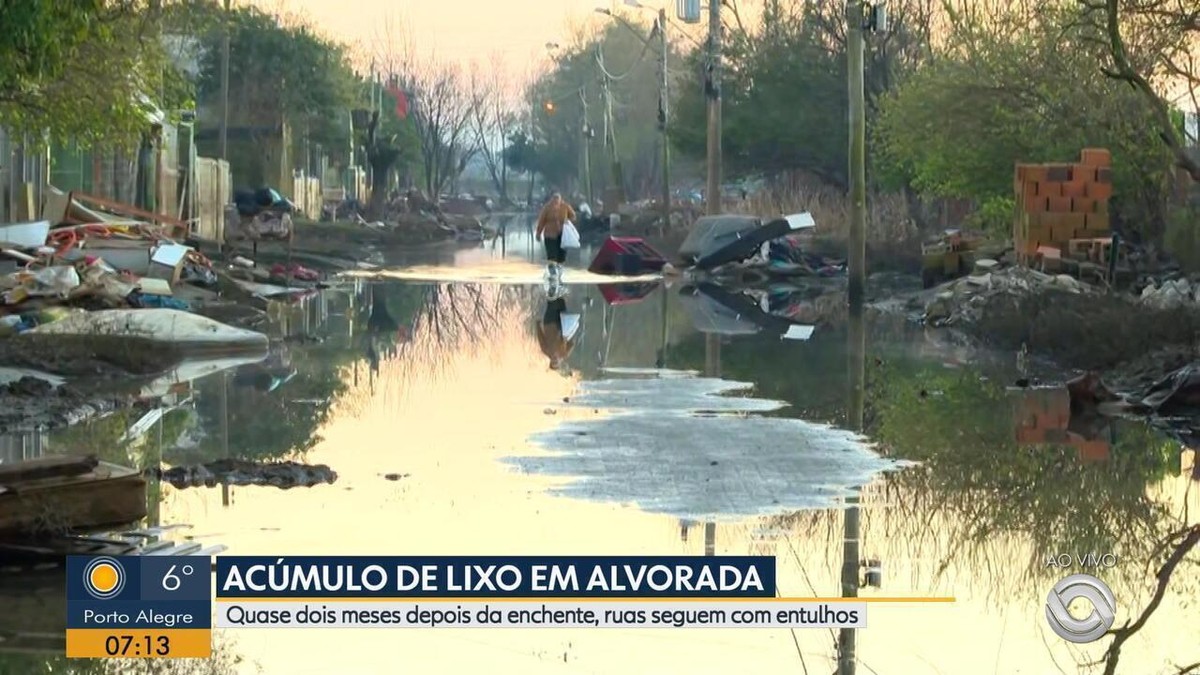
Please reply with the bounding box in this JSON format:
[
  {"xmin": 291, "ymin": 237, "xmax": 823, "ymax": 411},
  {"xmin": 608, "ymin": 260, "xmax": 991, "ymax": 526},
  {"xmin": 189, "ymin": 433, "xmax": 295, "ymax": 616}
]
[
  {"xmin": 1081, "ymin": 0, "xmax": 1200, "ymax": 181},
  {"xmin": 468, "ymin": 55, "xmax": 524, "ymax": 204},
  {"xmin": 402, "ymin": 57, "xmax": 479, "ymax": 198}
]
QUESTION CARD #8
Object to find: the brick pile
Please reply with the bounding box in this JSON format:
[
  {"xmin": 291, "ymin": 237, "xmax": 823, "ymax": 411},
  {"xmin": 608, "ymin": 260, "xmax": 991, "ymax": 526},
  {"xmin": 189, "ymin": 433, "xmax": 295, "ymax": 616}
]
[
  {"xmin": 1011, "ymin": 387, "xmax": 1109, "ymax": 462},
  {"xmin": 1013, "ymin": 148, "xmax": 1114, "ymax": 266}
]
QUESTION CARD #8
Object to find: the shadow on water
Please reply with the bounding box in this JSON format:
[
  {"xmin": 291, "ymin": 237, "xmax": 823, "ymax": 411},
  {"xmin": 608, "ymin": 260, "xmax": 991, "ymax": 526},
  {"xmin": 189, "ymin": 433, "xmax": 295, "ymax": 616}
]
[{"xmin": 1, "ymin": 273, "xmax": 1196, "ymax": 673}]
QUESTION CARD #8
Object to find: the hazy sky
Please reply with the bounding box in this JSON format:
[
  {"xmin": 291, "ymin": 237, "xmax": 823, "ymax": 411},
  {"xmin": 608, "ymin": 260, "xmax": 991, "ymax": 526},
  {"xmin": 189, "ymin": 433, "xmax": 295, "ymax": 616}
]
[{"xmin": 251, "ymin": 0, "xmax": 654, "ymax": 79}]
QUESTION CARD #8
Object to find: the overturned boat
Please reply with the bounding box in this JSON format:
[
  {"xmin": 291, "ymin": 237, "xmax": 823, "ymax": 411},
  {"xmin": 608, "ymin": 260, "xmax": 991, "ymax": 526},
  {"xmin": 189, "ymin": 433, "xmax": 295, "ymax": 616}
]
[{"xmin": 679, "ymin": 212, "xmax": 816, "ymax": 271}]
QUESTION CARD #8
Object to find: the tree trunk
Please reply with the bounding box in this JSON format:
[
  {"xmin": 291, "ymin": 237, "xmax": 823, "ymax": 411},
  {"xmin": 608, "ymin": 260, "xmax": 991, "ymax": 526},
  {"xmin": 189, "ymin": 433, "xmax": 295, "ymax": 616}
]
[{"xmin": 367, "ymin": 162, "xmax": 390, "ymax": 221}]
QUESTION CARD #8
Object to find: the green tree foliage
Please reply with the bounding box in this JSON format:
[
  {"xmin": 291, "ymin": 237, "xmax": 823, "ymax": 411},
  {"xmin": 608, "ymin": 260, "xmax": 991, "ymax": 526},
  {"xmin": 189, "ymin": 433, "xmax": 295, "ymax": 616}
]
[
  {"xmin": 0, "ymin": 1, "xmax": 186, "ymax": 144},
  {"xmin": 671, "ymin": 0, "xmax": 932, "ymax": 189},
  {"xmin": 193, "ymin": 4, "xmax": 358, "ymax": 157},
  {"xmin": 869, "ymin": 357, "xmax": 1181, "ymax": 590},
  {"xmin": 515, "ymin": 19, "xmax": 683, "ymax": 197},
  {"xmin": 873, "ymin": 6, "xmax": 1172, "ymax": 235},
  {"xmin": 673, "ymin": 8, "xmax": 848, "ymax": 186},
  {"xmin": 668, "ymin": 317, "xmax": 1183, "ymax": 591}
]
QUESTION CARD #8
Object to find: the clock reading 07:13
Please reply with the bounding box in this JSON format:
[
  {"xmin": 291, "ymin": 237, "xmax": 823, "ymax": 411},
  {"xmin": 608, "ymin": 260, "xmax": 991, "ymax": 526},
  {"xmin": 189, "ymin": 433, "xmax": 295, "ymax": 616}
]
[{"xmin": 104, "ymin": 634, "xmax": 170, "ymax": 657}]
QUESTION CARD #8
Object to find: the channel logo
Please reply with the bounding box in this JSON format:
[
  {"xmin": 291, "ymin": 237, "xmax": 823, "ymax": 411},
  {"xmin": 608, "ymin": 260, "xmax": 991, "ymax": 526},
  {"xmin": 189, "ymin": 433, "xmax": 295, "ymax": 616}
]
[
  {"xmin": 82, "ymin": 556, "xmax": 126, "ymax": 600},
  {"xmin": 1045, "ymin": 573, "xmax": 1116, "ymax": 643}
]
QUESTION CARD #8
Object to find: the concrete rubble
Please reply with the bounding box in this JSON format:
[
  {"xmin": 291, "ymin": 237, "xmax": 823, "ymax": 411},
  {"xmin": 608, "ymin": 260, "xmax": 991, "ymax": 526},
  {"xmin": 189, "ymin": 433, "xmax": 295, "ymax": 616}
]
[
  {"xmin": 922, "ymin": 265, "xmax": 1092, "ymax": 326},
  {"xmin": 1138, "ymin": 277, "xmax": 1199, "ymax": 309}
]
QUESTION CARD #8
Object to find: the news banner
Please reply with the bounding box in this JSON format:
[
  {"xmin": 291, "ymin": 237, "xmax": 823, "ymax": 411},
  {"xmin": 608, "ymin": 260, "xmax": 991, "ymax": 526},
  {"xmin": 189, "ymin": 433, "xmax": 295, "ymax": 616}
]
[{"xmin": 66, "ymin": 555, "xmax": 942, "ymax": 658}]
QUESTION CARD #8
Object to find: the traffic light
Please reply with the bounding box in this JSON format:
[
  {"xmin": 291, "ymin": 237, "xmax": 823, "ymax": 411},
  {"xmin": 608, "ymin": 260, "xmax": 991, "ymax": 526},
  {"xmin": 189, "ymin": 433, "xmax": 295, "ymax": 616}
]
[{"xmin": 543, "ymin": 101, "xmax": 555, "ymax": 114}]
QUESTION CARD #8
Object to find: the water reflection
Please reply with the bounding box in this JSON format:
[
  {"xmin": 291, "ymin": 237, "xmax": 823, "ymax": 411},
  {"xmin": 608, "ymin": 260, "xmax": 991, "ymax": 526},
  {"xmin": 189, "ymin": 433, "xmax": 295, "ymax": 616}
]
[
  {"xmin": 4, "ymin": 277, "xmax": 1198, "ymax": 673},
  {"xmin": 536, "ymin": 293, "xmax": 580, "ymax": 372},
  {"xmin": 837, "ymin": 298, "xmax": 866, "ymax": 675}
]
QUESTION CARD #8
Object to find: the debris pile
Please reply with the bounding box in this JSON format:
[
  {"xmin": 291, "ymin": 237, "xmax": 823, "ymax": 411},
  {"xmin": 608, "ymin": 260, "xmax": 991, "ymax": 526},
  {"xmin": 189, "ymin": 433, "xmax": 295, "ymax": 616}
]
[
  {"xmin": 0, "ymin": 189, "xmax": 228, "ymax": 333},
  {"xmin": 1138, "ymin": 277, "xmax": 1198, "ymax": 309},
  {"xmin": 148, "ymin": 459, "xmax": 338, "ymax": 489},
  {"xmin": 923, "ymin": 266, "xmax": 1092, "ymax": 326},
  {"xmin": 225, "ymin": 187, "xmax": 294, "ymax": 247}
]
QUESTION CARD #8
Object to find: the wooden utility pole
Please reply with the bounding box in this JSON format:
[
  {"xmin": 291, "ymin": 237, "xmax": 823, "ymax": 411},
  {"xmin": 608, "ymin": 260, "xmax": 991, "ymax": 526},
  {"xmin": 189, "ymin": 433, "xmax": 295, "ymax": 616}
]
[
  {"xmin": 579, "ymin": 86, "xmax": 593, "ymax": 203},
  {"xmin": 705, "ymin": 0, "xmax": 722, "ymax": 216},
  {"xmin": 838, "ymin": 303, "xmax": 866, "ymax": 675},
  {"xmin": 657, "ymin": 10, "xmax": 671, "ymax": 230},
  {"xmin": 847, "ymin": 1, "xmax": 867, "ymax": 309},
  {"xmin": 219, "ymin": 0, "xmax": 231, "ymax": 161}
]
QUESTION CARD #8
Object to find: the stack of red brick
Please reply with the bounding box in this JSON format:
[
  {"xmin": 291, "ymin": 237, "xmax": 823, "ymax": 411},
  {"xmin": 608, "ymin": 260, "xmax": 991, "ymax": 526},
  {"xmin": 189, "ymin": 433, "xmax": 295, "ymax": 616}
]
[
  {"xmin": 1011, "ymin": 387, "xmax": 1109, "ymax": 462},
  {"xmin": 1013, "ymin": 148, "xmax": 1114, "ymax": 265}
]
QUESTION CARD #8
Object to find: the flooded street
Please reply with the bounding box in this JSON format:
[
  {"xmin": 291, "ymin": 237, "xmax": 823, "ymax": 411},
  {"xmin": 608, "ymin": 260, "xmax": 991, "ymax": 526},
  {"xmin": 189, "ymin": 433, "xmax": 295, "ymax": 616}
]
[{"xmin": 3, "ymin": 224, "xmax": 1198, "ymax": 674}]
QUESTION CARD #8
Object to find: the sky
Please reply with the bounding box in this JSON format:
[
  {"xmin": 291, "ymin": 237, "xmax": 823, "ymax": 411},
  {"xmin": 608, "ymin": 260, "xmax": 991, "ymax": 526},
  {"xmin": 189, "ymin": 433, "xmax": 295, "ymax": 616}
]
[{"xmin": 248, "ymin": 0, "xmax": 661, "ymax": 80}]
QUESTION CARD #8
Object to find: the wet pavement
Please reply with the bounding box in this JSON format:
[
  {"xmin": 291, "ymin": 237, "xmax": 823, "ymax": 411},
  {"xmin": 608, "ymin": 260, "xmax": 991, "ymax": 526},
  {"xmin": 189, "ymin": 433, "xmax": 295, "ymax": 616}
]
[{"xmin": 1, "ymin": 218, "xmax": 1198, "ymax": 674}]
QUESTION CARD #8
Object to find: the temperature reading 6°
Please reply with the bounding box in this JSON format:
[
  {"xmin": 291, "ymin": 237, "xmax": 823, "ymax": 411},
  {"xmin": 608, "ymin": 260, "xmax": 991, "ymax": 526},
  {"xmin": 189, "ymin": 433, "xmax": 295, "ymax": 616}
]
[{"xmin": 162, "ymin": 564, "xmax": 195, "ymax": 592}]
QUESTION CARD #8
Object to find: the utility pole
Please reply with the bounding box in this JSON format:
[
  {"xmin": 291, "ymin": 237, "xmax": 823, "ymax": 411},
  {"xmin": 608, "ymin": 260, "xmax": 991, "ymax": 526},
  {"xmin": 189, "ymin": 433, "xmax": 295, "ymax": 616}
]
[
  {"xmin": 579, "ymin": 86, "xmax": 594, "ymax": 203},
  {"xmin": 657, "ymin": 9, "xmax": 671, "ymax": 230},
  {"xmin": 219, "ymin": 0, "xmax": 232, "ymax": 161},
  {"xmin": 705, "ymin": 0, "xmax": 722, "ymax": 216},
  {"xmin": 847, "ymin": 0, "xmax": 867, "ymax": 309},
  {"xmin": 838, "ymin": 301, "xmax": 866, "ymax": 675}
]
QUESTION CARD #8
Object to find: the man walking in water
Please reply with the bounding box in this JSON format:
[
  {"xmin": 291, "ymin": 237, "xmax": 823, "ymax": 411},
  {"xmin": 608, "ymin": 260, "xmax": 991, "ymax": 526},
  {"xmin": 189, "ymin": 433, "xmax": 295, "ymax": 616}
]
[{"xmin": 535, "ymin": 192, "xmax": 576, "ymax": 293}]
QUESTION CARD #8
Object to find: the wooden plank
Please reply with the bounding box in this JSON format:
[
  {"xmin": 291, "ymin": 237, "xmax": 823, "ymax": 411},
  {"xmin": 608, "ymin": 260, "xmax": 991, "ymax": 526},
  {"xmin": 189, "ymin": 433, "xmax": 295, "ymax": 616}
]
[
  {"xmin": 0, "ymin": 470, "xmax": 146, "ymax": 537},
  {"xmin": 0, "ymin": 455, "xmax": 98, "ymax": 483},
  {"xmin": 69, "ymin": 190, "xmax": 188, "ymax": 237}
]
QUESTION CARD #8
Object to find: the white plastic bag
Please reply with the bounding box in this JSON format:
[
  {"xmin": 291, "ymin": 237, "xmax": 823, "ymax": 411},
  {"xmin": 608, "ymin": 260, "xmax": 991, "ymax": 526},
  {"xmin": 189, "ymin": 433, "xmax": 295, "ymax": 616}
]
[
  {"xmin": 560, "ymin": 313, "xmax": 581, "ymax": 340},
  {"xmin": 561, "ymin": 220, "xmax": 581, "ymax": 249}
]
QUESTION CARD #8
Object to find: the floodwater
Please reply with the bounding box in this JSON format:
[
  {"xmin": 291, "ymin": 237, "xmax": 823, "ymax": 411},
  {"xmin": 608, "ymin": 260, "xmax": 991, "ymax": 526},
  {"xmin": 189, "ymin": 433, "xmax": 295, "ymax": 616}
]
[{"xmin": 3, "ymin": 219, "xmax": 1199, "ymax": 674}]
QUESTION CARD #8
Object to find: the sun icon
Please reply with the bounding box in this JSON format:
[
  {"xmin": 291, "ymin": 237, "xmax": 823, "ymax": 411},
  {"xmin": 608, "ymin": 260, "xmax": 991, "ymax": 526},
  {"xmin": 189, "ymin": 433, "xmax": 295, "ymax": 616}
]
[{"xmin": 83, "ymin": 557, "xmax": 126, "ymax": 600}]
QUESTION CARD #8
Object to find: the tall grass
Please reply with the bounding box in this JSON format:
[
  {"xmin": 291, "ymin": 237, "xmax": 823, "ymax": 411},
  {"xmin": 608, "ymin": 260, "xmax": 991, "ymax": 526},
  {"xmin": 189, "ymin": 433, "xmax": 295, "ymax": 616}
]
[
  {"xmin": 729, "ymin": 173, "xmax": 918, "ymax": 245},
  {"xmin": 725, "ymin": 173, "xmax": 925, "ymax": 271}
]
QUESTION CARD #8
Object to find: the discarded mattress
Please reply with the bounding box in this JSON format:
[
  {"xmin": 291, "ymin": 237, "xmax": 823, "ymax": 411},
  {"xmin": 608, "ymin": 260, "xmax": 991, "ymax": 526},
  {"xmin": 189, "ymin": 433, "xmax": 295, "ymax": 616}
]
[
  {"xmin": 680, "ymin": 213, "xmax": 816, "ymax": 270},
  {"xmin": 28, "ymin": 309, "xmax": 269, "ymax": 352}
]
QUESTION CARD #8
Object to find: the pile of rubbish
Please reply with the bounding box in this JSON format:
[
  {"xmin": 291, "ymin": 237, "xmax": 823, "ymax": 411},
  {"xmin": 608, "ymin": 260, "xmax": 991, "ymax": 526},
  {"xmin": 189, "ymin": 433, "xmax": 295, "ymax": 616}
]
[
  {"xmin": 677, "ymin": 212, "xmax": 841, "ymax": 279},
  {"xmin": 922, "ymin": 265, "xmax": 1092, "ymax": 326},
  {"xmin": 0, "ymin": 190, "xmax": 227, "ymax": 335},
  {"xmin": 326, "ymin": 189, "xmax": 488, "ymax": 242},
  {"xmin": 225, "ymin": 187, "xmax": 294, "ymax": 245},
  {"xmin": 1137, "ymin": 277, "xmax": 1200, "ymax": 310},
  {"xmin": 147, "ymin": 459, "xmax": 337, "ymax": 489}
]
